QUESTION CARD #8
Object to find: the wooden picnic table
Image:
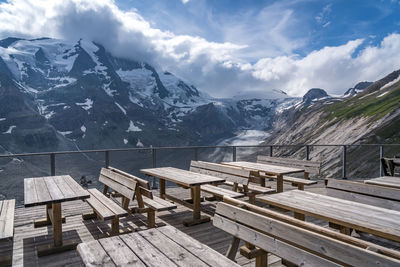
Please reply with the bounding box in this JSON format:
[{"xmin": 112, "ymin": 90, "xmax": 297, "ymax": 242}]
[
  {"xmin": 141, "ymin": 167, "xmax": 225, "ymax": 226},
  {"xmin": 364, "ymin": 176, "xmax": 400, "ymax": 189},
  {"xmin": 24, "ymin": 175, "xmax": 89, "ymax": 256},
  {"xmin": 222, "ymin": 161, "xmax": 305, "ymax": 192},
  {"xmin": 257, "ymin": 190, "xmax": 400, "ymax": 242},
  {"xmin": 78, "ymin": 225, "xmax": 238, "ymax": 267}
]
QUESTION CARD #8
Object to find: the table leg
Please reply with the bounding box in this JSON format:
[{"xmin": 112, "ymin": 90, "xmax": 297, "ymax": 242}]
[
  {"xmin": 259, "ymin": 177, "xmax": 266, "ymax": 187},
  {"xmin": 34, "ymin": 204, "xmax": 65, "ymax": 228},
  {"xmin": 277, "ymin": 174, "xmax": 283, "ymax": 193},
  {"xmin": 52, "ymin": 203, "xmax": 62, "ymax": 247},
  {"xmin": 159, "ymin": 178, "xmax": 166, "ymax": 199},
  {"xmin": 37, "ymin": 202, "xmax": 78, "ymax": 256},
  {"xmin": 183, "ymin": 185, "xmax": 210, "ymax": 226}
]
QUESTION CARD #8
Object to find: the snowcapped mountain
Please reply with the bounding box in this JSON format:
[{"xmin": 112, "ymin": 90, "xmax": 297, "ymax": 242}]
[{"xmin": 0, "ymin": 37, "xmax": 297, "ymax": 153}]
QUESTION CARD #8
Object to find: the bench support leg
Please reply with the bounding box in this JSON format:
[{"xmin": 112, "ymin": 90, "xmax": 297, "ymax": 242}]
[
  {"xmin": 240, "ymin": 245, "xmax": 266, "ymax": 259},
  {"xmin": 294, "ymin": 212, "xmax": 305, "ymax": 221},
  {"xmin": 147, "ymin": 209, "xmax": 156, "ymax": 228},
  {"xmin": 277, "ymin": 174, "xmax": 283, "ymax": 193},
  {"xmin": 226, "ymin": 236, "xmax": 240, "ymax": 261},
  {"xmin": 297, "ymin": 184, "xmax": 304, "ymax": 190},
  {"xmin": 111, "ymin": 217, "xmax": 120, "ymax": 235},
  {"xmin": 34, "ymin": 204, "xmax": 65, "ymax": 227},
  {"xmin": 255, "ymin": 252, "xmax": 268, "ymax": 267},
  {"xmin": 159, "ymin": 179, "xmax": 166, "ymax": 199}
]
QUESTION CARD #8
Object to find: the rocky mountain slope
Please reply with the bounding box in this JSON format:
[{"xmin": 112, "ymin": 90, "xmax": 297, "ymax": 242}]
[
  {"xmin": 0, "ymin": 37, "xmax": 295, "ymax": 154},
  {"xmin": 262, "ymin": 70, "xmax": 400, "ymax": 178}
]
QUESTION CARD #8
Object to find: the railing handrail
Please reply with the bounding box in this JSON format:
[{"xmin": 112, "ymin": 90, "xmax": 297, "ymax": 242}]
[{"xmin": 0, "ymin": 143, "xmax": 399, "ymax": 158}]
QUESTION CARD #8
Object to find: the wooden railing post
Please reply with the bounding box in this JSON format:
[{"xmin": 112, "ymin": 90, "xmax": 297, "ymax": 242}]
[
  {"xmin": 305, "ymin": 145, "xmax": 310, "ymax": 160},
  {"xmin": 232, "ymin": 146, "xmax": 236, "ymax": 162}
]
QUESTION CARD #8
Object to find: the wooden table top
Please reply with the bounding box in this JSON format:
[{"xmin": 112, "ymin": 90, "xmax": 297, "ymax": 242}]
[
  {"xmin": 140, "ymin": 167, "xmax": 225, "ymax": 187},
  {"xmin": 257, "ymin": 190, "xmax": 400, "ymax": 242},
  {"xmin": 364, "ymin": 176, "xmax": 400, "ymax": 189},
  {"xmin": 222, "ymin": 161, "xmax": 305, "ymax": 176},
  {"xmin": 77, "ymin": 225, "xmax": 239, "ymax": 267},
  {"xmin": 0, "ymin": 199, "xmax": 15, "ymax": 240},
  {"xmin": 24, "ymin": 175, "xmax": 89, "ymax": 207}
]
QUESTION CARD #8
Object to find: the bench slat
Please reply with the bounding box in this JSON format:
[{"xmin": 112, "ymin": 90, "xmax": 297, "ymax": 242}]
[
  {"xmin": 215, "ymin": 202, "xmax": 400, "ymax": 266},
  {"xmin": 143, "ymin": 197, "xmax": 177, "ymax": 211},
  {"xmin": 257, "ymin": 155, "xmax": 321, "ymax": 174},
  {"xmin": 108, "ymin": 167, "xmax": 150, "ymax": 189},
  {"xmin": 213, "ymin": 214, "xmax": 340, "ymax": 267},
  {"xmin": 190, "ymin": 166, "xmax": 249, "ymax": 185},
  {"xmin": 0, "ymin": 199, "xmax": 15, "ymax": 240},
  {"xmin": 224, "ymin": 181, "xmax": 275, "ymax": 194},
  {"xmin": 201, "ymin": 184, "xmax": 244, "ymax": 198},
  {"xmin": 327, "ymin": 188, "xmax": 400, "ymax": 211},
  {"xmin": 87, "ymin": 189, "xmax": 128, "ymax": 220},
  {"xmin": 191, "ymin": 160, "xmax": 251, "ymax": 177},
  {"xmin": 99, "ymin": 173, "xmax": 136, "ymax": 200},
  {"xmin": 326, "ymin": 178, "xmax": 400, "ymax": 201}
]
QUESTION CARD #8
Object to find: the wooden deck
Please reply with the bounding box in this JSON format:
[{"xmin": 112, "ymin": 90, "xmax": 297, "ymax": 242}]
[{"xmin": 2, "ymin": 179, "xmax": 399, "ymax": 266}]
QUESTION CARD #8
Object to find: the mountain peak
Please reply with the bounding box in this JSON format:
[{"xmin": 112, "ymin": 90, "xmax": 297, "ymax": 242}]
[{"xmin": 302, "ymin": 88, "xmax": 329, "ymax": 104}]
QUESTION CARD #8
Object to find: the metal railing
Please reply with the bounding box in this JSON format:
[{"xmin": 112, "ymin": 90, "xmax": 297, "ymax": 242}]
[{"xmin": 0, "ymin": 143, "xmax": 399, "ymax": 179}]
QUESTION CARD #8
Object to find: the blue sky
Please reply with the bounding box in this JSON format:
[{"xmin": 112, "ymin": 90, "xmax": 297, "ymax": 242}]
[
  {"xmin": 116, "ymin": 0, "xmax": 400, "ymax": 59},
  {"xmin": 0, "ymin": 0, "xmax": 400, "ymax": 97}
]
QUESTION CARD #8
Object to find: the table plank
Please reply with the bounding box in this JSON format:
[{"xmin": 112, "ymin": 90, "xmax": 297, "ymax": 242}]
[
  {"xmin": 62, "ymin": 175, "xmax": 90, "ymax": 199},
  {"xmin": 77, "ymin": 240, "xmax": 116, "ymax": 267},
  {"xmin": 24, "ymin": 178, "xmax": 38, "ymax": 207},
  {"xmin": 119, "ymin": 232, "xmax": 177, "ymax": 267},
  {"xmin": 98, "ymin": 236, "xmax": 146, "ymax": 267},
  {"xmin": 257, "ymin": 190, "xmax": 400, "ymax": 242},
  {"xmin": 44, "ymin": 176, "xmax": 65, "ymax": 202},
  {"xmin": 223, "ymin": 161, "xmax": 305, "ymax": 175},
  {"xmin": 139, "ymin": 228, "xmax": 208, "ymax": 266},
  {"xmin": 158, "ymin": 226, "xmax": 240, "ymax": 267},
  {"xmin": 0, "ymin": 199, "xmax": 15, "ymax": 240},
  {"xmin": 365, "ymin": 176, "xmax": 400, "ymax": 189},
  {"xmin": 141, "ymin": 167, "xmax": 225, "ymax": 187},
  {"xmin": 34, "ymin": 178, "xmax": 53, "ymax": 204},
  {"xmin": 52, "ymin": 176, "xmax": 78, "ymax": 199}
]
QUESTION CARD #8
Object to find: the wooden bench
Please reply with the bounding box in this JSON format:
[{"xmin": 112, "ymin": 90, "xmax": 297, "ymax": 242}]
[
  {"xmin": 257, "ymin": 155, "xmax": 319, "ymax": 189},
  {"xmin": 107, "ymin": 167, "xmax": 177, "ymax": 228},
  {"xmin": 83, "ymin": 168, "xmax": 132, "ymax": 235},
  {"xmin": 214, "ymin": 197, "xmax": 400, "ymax": 266},
  {"xmin": 326, "ymin": 178, "xmax": 400, "ymax": 210},
  {"xmin": 0, "ymin": 199, "xmax": 15, "ymax": 266},
  {"xmin": 190, "ymin": 161, "xmax": 275, "ymax": 203}
]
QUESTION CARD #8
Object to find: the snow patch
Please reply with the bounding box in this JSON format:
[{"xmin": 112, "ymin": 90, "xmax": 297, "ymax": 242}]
[
  {"xmin": 115, "ymin": 102, "xmax": 127, "ymax": 115},
  {"xmin": 377, "ymin": 91, "xmax": 389, "ymax": 98},
  {"xmin": 0, "ymin": 118, "xmax": 6, "ymax": 121},
  {"xmin": 58, "ymin": 131, "xmax": 72, "ymax": 136},
  {"xmin": 380, "ymin": 75, "xmax": 400, "ymax": 90},
  {"xmin": 123, "ymin": 138, "xmax": 128, "ymax": 145},
  {"xmin": 127, "ymin": 121, "xmax": 142, "ymax": 132},
  {"xmin": 76, "ymin": 98, "xmax": 93, "ymax": 111},
  {"xmin": 3, "ymin": 125, "xmax": 16, "ymax": 134},
  {"xmin": 136, "ymin": 139, "xmax": 144, "ymax": 147},
  {"xmin": 80, "ymin": 125, "xmax": 86, "ymax": 133}
]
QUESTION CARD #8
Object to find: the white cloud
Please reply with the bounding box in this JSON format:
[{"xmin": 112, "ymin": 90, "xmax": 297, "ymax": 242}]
[
  {"xmin": 0, "ymin": 0, "xmax": 399, "ymax": 98},
  {"xmin": 181, "ymin": 0, "xmax": 190, "ymax": 4},
  {"xmin": 253, "ymin": 34, "xmax": 400, "ymax": 96}
]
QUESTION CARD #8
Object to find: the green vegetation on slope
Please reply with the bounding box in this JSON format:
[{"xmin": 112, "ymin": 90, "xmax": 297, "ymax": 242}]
[{"xmin": 324, "ymin": 82, "xmax": 400, "ymax": 122}]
